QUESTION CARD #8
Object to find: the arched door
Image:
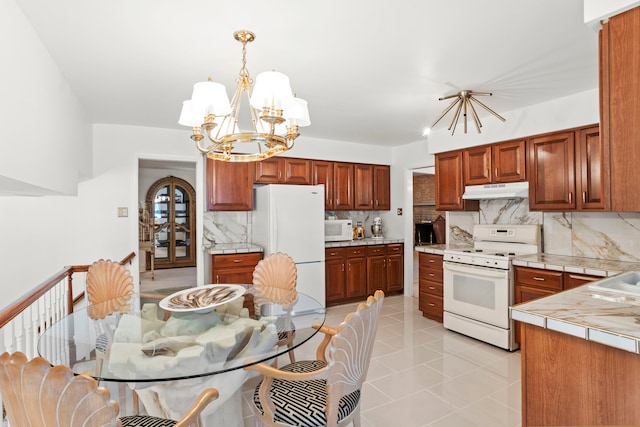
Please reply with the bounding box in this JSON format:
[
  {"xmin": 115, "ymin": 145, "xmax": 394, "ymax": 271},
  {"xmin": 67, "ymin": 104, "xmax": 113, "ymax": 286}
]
[{"xmin": 146, "ymin": 176, "xmax": 196, "ymax": 269}]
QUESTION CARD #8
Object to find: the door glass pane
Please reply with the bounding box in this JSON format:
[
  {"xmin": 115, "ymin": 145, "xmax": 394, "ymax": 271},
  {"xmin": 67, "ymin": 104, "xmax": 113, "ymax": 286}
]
[
  {"xmin": 174, "ymin": 186, "xmax": 190, "ymax": 260},
  {"xmin": 154, "ymin": 185, "xmax": 170, "ymax": 261}
]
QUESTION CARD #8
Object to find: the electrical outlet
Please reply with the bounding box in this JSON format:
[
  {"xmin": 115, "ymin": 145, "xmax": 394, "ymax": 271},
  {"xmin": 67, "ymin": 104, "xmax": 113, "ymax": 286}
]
[
  {"xmin": 396, "ymin": 208, "xmax": 403, "ymax": 215},
  {"xmin": 117, "ymin": 207, "xmax": 128, "ymax": 217}
]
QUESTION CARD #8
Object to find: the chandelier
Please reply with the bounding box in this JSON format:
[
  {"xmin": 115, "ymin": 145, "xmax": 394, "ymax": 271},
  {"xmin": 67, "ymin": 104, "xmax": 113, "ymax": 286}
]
[
  {"xmin": 178, "ymin": 30, "xmax": 310, "ymax": 162},
  {"xmin": 430, "ymin": 90, "xmax": 505, "ymax": 135}
]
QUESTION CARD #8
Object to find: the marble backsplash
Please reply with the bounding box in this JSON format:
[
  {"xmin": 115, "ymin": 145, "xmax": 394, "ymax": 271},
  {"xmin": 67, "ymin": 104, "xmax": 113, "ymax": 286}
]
[
  {"xmin": 446, "ymin": 198, "xmax": 640, "ymax": 262},
  {"xmin": 203, "ymin": 210, "xmax": 384, "ymax": 246}
]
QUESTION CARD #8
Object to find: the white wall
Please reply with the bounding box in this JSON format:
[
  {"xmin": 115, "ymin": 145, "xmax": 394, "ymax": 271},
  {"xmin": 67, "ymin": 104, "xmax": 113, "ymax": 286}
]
[
  {"xmin": 0, "ymin": 0, "xmax": 90, "ymax": 196},
  {"xmin": 584, "ymin": 0, "xmax": 640, "ymax": 29}
]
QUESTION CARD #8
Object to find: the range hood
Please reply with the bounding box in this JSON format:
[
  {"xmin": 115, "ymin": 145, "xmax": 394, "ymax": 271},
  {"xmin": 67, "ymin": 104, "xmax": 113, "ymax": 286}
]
[{"xmin": 462, "ymin": 181, "xmax": 529, "ymax": 200}]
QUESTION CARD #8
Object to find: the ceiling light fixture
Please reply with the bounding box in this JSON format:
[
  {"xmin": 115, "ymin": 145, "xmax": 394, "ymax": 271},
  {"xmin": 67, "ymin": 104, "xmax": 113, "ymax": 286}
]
[
  {"xmin": 178, "ymin": 30, "xmax": 310, "ymax": 162},
  {"xmin": 430, "ymin": 90, "xmax": 505, "ymax": 135}
]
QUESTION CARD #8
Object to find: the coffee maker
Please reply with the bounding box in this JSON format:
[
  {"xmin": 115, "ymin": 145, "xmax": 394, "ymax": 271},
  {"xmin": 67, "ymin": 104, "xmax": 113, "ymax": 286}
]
[{"xmin": 371, "ymin": 217, "xmax": 384, "ymax": 239}]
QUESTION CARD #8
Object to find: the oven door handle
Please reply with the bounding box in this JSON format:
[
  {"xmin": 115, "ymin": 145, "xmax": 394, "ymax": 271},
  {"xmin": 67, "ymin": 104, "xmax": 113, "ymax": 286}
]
[{"xmin": 444, "ymin": 262, "xmax": 508, "ymax": 278}]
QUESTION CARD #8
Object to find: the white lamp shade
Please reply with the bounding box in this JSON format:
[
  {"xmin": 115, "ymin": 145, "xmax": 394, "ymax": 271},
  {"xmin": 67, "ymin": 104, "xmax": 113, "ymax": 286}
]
[
  {"xmin": 191, "ymin": 81, "xmax": 232, "ymax": 116},
  {"xmin": 178, "ymin": 100, "xmax": 205, "ymax": 127},
  {"xmin": 284, "ymin": 97, "xmax": 311, "ymax": 127},
  {"xmin": 249, "ymin": 71, "xmax": 294, "ymax": 110}
]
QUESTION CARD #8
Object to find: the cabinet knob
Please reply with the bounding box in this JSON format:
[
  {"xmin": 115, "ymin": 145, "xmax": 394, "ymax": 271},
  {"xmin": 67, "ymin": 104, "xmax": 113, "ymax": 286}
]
[
  {"xmin": 428, "ymin": 286, "xmax": 435, "ymax": 290},
  {"xmin": 495, "ymin": 167, "xmax": 498, "ymax": 177},
  {"xmin": 428, "ymin": 259, "xmax": 435, "ymax": 263},
  {"xmin": 233, "ymin": 259, "xmax": 243, "ymax": 263},
  {"xmin": 533, "ymin": 277, "xmax": 545, "ymax": 281},
  {"xmin": 428, "ymin": 303, "xmax": 435, "ymax": 307},
  {"xmin": 582, "ymin": 191, "xmax": 587, "ymax": 203},
  {"xmin": 568, "ymin": 192, "xmax": 573, "ymax": 204},
  {"xmin": 429, "ymin": 273, "xmax": 435, "ymax": 277}
]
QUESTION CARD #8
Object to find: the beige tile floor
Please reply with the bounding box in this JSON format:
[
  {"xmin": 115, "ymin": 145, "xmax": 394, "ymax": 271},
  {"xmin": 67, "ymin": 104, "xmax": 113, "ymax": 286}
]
[{"xmin": 241, "ymin": 295, "xmax": 522, "ymax": 427}]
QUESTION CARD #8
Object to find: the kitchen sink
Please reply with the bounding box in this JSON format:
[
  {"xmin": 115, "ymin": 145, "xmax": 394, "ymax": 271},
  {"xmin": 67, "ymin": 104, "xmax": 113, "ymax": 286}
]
[{"xmin": 588, "ymin": 271, "xmax": 640, "ymax": 296}]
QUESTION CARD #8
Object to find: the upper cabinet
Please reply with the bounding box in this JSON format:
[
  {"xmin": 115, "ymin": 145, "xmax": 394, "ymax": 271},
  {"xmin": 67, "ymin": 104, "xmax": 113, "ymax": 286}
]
[
  {"xmin": 528, "ymin": 125, "xmax": 607, "ymax": 212},
  {"xmin": 435, "ymin": 150, "xmax": 478, "ymax": 211},
  {"xmin": 333, "ymin": 162, "xmax": 355, "ymax": 210},
  {"xmin": 600, "ymin": 7, "xmax": 640, "ymax": 211},
  {"xmin": 352, "ymin": 164, "xmax": 391, "ymax": 210},
  {"xmin": 255, "ymin": 157, "xmax": 312, "ymax": 185},
  {"xmin": 463, "ymin": 140, "xmax": 526, "ymax": 185},
  {"xmin": 206, "ymin": 158, "xmax": 254, "ymax": 211},
  {"xmin": 311, "ymin": 160, "xmax": 335, "ymax": 210},
  {"xmin": 528, "ymin": 131, "xmax": 576, "ymax": 211}
]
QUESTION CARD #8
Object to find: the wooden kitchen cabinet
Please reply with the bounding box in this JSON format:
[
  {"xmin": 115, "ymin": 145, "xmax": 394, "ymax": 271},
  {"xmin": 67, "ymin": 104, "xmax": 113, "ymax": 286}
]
[
  {"xmin": 565, "ymin": 272, "xmax": 601, "ymax": 290},
  {"xmin": 575, "ymin": 125, "xmax": 609, "ymax": 211},
  {"xmin": 418, "ymin": 252, "xmax": 443, "ymax": 322},
  {"xmin": 333, "ymin": 162, "xmax": 355, "ymax": 210},
  {"xmin": 255, "ymin": 157, "xmax": 312, "ymax": 185},
  {"xmin": 206, "ymin": 158, "xmax": 254, "ymax": 211},
  {"xmin": 211, "ymin": 252, "xmax": 262, "ymax": 313},
  {"xmin": 312, "ymin": 160, "xmax": 335, "ymax": 210},
  {"xmin": 366, "ymin": 244, "xmax": 404, "ymax": 295},
  {"xmin": 325, "ymin": 248, "xmax": 347, "ymax": 303},
  {"xmin": 527, "ymin": 131, "xmax": 576, "ymax": 211},
  {"xmin": 354, "ymin": 163, "xmax": 374, "ymax": 210},
  {"xmin": 600, "ymin": 7, "xmax": 640, "ymax": 211},
  {"xmin": 325, "ymin": 246, "xmax": 367, "ymax": 306},
  {"xmin": 435, "ymin": 150, "xmax": 478, "ymax": 211},
  {"xmin": 373, "ymin": 165, "xmax": 391, "ymax": 210},
  {"xmin": 464, "ymin": 140, "xmax": 526, "ymax": 185}
]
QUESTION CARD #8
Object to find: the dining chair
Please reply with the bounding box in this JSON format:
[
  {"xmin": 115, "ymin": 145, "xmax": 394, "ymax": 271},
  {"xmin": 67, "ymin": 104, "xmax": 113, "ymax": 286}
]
[
  {"xmin": 0, "ymin": 351, "xmax": 219, "ymax": 427},
  {"xmin": 86, "ymin": 258, "xmax": 135, "ymax": 375},
  {"xmin": 244, "ymin": 290, "xmax": 384, "ymax": 427},
  {"xmin": 252, "ymin": 252, "xmax": 298, "ymax": 365}
]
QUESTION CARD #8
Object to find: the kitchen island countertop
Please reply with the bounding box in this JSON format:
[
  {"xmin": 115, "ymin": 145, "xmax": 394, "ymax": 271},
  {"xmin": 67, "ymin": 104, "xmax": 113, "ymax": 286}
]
[{"xmin": 513, "ymin": 253, "xmax": 640, "ymax": 277}]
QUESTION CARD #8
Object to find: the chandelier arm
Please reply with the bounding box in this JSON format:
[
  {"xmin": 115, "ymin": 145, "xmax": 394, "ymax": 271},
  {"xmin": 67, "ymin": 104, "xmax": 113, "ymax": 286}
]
[
  {"xmin": 466, "ymin": 97, "xmax": 483, "ymax": 133},
  {"xmin": 431, "ymin": 97, "xmax": 461, "ymax": 128},
  {"xmin": 438, "ymin": 93, "xmax": 462, "ymax": 101},
  {"xmin": 463, "ymin": 97, "xmax": 468, "ymax": 134},
  {"xmin": 469, "ymin": 95, "xmax": 506, "ymax": 122},
  {"xmin": 468, "ymin": 91, "xmax": 493, "ymax": 97},
  {"xmin": 449, "ymin": 98, "xmax": 464, "ymax": 135}
]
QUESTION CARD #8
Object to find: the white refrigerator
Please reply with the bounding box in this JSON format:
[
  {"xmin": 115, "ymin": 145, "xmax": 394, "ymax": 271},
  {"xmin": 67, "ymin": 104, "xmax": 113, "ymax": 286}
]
[{"xmin": 251, "ymin": 184, "xmax": 326, "ymax": 307}]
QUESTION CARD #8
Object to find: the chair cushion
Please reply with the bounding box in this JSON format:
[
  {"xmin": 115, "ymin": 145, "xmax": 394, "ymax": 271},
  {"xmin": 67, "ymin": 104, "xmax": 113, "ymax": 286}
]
[
  {"xmin": 120, "ymin": 415, "xmax": 177, "ymax": 427},
  {"xmin": 252, "ymin": 360, "xmax": 361, "ymax": 427}
]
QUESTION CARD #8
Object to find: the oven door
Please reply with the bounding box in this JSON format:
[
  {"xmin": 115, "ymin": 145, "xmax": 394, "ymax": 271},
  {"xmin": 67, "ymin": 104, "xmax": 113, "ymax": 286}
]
[{"xmin": 443, "ymin": 261, "xmax": 511, "ymax": 328}]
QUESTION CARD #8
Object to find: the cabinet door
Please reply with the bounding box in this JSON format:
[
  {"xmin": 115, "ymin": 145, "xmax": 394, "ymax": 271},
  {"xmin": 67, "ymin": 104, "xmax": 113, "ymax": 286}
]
[
  {"xmin": 284, "ymin": 158, "xmax": 312, "ymax": 184},
  {"xmin": 386, "ymin": 253, "xmax": 403, "ymax": 293},
  {"xmin": 493, "ymin": 140, "xmax": 526, "ymax": 182},
  {"xmin": 576, "ymin": 125, "xmax": 609, "ymax": 211},
  {"xmin": 325, "ymin": 257, "xmax": 346, "ymax": 302},
  {"xmin": 354, "ymin": 164, "xmax": 374, "ymax": 210},
  {"xmin": 435, "ymin": 150, "xmax": 477, "ymax": 211},
  {"xmin": 312, "ymin": 160, "xmax": 335, "ymax": 209},
  {"xmin": 255, "ymin": 157, "xmax": 284, "ymax": 184},
  {"xmin": 528, "ymin": 131, "xmax": 576, "ymax": 211},
  {"xmin": 602, "ymin": 8, "xmax": 640, "ymax": 211},
  {"xmin": 373, "ymin": 165, "xmax": 391, "ymax": 210},
  {"xmin": 565, "ymin": 273, "xmax": 600, "ymax": 290},
  {"xmin": 346, "ymin": 257, "xmax": 367, "ymax": 298},
  {"xmin": 206, "ymin": 159, "xmax": 253, "ymax": 211},
  {"xmin": 514, "ymin": 284, "xmax": 557, "ymax": 345},
  {"xmin": 333, "ymin": 162, "xmax": 354, "ymax": 210},
  {"xmin": 464, "ymin": 145, "xmax": 492, "ymax": 185},
  {"xmin": 367, "ymin": 256, "xmax": 387, "ymax": 294}
]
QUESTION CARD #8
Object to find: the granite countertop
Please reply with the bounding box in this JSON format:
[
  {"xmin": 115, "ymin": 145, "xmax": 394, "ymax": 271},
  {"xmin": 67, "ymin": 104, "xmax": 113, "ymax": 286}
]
[
  {"xmin": 511, "ymin": 281, "xmax": 640, "ymax": 354},
  {"xmin": 413, "ymin": 244, "xmax": 447, "ymax": 255},
  {"xmin": 203, "ymin": 243, "xmax": 263, "ymax": 255},
  {"xmin": 325, "ymin": 237, "xmax": 404, "ymax": 248}
]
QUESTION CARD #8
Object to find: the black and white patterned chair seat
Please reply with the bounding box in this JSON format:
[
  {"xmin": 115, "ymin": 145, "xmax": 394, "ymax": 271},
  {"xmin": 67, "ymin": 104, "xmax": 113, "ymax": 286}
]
[
  {"xmin": 120, "ymin": 415, "xmax": 178, "ymax": 427},
  {"xmin": 95, "ymin": 332, "xmax": 109, "ymax": 353},
  {"xmin": 252, "ymin": 360, "xmax": 361, "ymax": 427},
  {"xmin": 275, "ymin": 316, "xmax": 295, "ymax": 341}
]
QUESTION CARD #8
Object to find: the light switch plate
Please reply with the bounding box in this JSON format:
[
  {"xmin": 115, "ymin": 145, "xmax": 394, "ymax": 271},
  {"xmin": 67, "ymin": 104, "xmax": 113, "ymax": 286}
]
[{"xmin": 117, "ymin": 207, "xmax": 128, "ymax": 217}]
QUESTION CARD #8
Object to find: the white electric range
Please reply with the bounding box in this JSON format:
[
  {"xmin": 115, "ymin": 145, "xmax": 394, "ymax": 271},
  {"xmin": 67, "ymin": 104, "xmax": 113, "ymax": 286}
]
[{"xmin": 443, "ymin": 224, "xmax": 542, "ymax": 350}]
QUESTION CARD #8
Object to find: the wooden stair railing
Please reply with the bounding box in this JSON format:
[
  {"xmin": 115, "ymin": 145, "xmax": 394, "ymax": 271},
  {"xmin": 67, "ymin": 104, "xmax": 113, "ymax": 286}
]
[{"xmin": 0, "ymin": 252, "xmax": 136, "ymax": 358}]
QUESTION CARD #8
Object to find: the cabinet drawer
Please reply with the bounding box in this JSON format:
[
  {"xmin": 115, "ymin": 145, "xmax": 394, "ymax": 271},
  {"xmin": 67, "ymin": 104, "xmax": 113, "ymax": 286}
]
[
  {"xmin": 366, "ymin": 245, "xmax": 386, "ymax": 256},
  {"xmin": 419, "ymin": 266, "xmax": 443, "ymax": 284},
  {"xmin": 325, "ymin": 247, "xmax": 346, "ymax": 260},
  {"xmin": 419, "ymin": 279, "xmax": 443, "ymax": 297},
  {"xmin": 419, "ymin": 292, "xmax": 443, "ymax": 321},
  {"xmin": 515, "ymin": 267, "xmax": 563, "ymax": 291},
  {"xmin": 212, "ymin": 253, "xmax": 263, "ymax": 269},
  {"xmin": 386, "ymin": 243, "xmax": 403, "ymax": 254},
  {"xmin": 419, "ymin": 252, "xmax": 443, "ymax": 269},
  {"xmin": 565, "ymin": 273, "xmax": 601, "ymax": 290},
  {"xmin": 346, "ymin": 247, "xmax": 366, "ymax": 258}
]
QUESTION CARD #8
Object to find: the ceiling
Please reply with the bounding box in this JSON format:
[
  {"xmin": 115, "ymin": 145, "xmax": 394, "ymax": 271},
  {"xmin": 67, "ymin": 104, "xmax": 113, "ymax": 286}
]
[{"xmin": 16, "ymin": 0, "xmax": 599, "ymax": 147}]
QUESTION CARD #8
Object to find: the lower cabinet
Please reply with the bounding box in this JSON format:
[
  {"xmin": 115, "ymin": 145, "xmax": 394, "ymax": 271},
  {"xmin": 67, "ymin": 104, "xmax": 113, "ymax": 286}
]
[
  {"xmin": 211, "ymin": 252, "xmax": 263, "ymax": 313},
  {"xmin": 514, "ymin": 266, "xmax": 601, "ymax": 345},
  {"xmin": 325, "ymin": 243, "xmax": 403, "ymax": 306},
  {"xmin": 418, "ymin": 252, "xmax": 444, "ymax": 322}
]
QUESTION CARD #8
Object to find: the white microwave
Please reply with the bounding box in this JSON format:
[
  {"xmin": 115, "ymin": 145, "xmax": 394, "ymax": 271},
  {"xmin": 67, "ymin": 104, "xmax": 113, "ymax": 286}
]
[{"xmin": 324, "ymin": 219, "xmax": 353, "ymax": 242}]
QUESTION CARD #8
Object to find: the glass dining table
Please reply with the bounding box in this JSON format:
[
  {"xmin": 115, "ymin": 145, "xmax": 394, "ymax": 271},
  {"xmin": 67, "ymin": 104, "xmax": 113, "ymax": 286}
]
[{"xmin": 37, "ymin": 284, "xmax": 326, "ymax": 426}]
